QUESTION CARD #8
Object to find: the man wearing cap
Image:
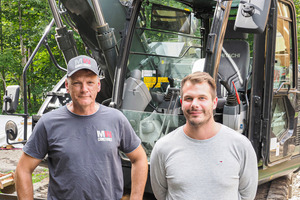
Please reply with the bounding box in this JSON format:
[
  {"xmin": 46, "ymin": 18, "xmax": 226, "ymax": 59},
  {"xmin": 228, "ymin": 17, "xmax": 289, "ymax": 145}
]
[{"xmin": 15, "ymin": 55, "xmax": 148, "ymax": 200}]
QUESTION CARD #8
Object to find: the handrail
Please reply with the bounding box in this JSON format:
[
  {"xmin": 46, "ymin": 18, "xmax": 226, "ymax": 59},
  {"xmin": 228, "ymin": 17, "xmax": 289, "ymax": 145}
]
[{"xmin": 22, "ymin": 19, "xmax": 55, "ymax": 142}]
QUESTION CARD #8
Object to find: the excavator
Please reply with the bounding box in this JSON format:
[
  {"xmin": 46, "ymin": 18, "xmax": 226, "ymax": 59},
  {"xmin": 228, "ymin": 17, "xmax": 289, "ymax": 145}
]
[{"xmin": 2, "ymin": 0, "xmax": 300, "ymax": 199}]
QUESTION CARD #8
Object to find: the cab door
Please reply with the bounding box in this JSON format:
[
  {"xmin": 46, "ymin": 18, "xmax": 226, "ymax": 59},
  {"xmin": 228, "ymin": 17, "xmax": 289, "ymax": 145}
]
[{"xmin": 268, "ymin": 0, "xmax": 299, "ymax": 164}]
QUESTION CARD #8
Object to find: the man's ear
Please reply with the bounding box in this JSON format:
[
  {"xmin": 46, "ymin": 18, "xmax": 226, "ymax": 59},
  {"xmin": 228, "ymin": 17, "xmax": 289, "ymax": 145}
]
[
  {"xmin": 213, "ymin": 96, "xmax": 218, "ymax": 110},
  {"xmin": 98, "ymin": 79, "xmax": 101, "ymax": 92},
  {"xmin": 65, "ymin": 79, "xmax": 69, "ymax": 93}
]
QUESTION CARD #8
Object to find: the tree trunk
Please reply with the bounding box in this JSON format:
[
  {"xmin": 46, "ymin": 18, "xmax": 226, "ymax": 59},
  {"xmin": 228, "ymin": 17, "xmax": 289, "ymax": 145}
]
[
  {"xmin": 0, "ymin": 0, "xmax": 3, "ymax": 106},
  {"xmin": 18, "ymin": 0, "xmax": 27, "ymax": 109},
  {"xmin": 0, "ymin": 72, "xmax": 6, "ymax": 107},
  {"xmin": 28, "ymin": 48, "xmax": 33, "ymax": 112}
]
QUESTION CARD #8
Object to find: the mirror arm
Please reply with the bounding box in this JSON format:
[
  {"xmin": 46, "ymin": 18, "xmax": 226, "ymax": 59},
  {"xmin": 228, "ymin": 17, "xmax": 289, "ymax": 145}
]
[{"xmin": 6, "ymin": 134, "xmax": 27, "ymax": 145}]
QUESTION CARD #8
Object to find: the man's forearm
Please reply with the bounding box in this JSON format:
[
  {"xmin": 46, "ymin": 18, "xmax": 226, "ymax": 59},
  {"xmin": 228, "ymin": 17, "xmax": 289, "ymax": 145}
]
[
  {"xmin": 130, "ymin": 159, "xmax": 148, "ymax": 200},
  {"xmin": 15, "ymin": 170, "xmax": 34, "ymax": 200}
]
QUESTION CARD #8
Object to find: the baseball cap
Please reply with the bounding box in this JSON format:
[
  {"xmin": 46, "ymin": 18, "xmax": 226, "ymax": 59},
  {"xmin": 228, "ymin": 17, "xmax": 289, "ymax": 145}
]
[{"xmin": 67, "ymin": 55, "xmax": 99, "ymax": 77}]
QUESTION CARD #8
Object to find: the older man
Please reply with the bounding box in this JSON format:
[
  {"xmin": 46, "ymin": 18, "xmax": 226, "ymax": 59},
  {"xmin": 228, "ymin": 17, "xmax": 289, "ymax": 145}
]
[{"xmin": 15, "ymin": 55, "xmax": 148, "ymax": 200}]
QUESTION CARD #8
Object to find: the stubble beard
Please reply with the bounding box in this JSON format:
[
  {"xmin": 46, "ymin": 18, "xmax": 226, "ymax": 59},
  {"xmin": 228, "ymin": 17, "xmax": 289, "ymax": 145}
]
[{"xmin": 185, "ymin": 109, "xmax": 213, "ymax": 128}]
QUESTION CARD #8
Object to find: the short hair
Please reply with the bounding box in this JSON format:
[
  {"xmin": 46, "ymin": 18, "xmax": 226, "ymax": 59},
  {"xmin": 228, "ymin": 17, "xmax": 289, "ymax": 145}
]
[{"xmin": 180, "ymin": 72, "xmax": 216, "ymax": 98}]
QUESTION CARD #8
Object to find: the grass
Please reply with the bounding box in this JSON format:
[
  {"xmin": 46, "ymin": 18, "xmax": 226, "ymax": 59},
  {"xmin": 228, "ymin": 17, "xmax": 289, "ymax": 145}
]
[{"xmin": 32, "ymin": 168, "xmax": 49, "ymax": 184}]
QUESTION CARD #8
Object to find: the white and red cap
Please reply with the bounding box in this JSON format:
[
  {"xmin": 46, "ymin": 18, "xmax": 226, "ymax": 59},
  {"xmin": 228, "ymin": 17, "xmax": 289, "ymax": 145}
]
[{"xmin": 67, "ymin": 55, "xmax": 99, "ymax": 77}]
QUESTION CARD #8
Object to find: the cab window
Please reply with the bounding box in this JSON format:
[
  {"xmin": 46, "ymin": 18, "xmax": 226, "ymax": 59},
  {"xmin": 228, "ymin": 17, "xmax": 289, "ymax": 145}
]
[{"xmin": 274, "ymin": 2, "xmax": 294, "ymax": 90}]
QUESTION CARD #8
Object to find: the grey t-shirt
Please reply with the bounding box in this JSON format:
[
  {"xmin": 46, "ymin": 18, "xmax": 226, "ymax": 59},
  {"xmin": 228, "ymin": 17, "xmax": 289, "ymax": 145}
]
[
  {"xmin": 150, "ymin": 124, "xmax": 258, "ymax": 200},
  {"xmin": 24, "ymin": 105, "xmax": 141, "ymax": 200}
]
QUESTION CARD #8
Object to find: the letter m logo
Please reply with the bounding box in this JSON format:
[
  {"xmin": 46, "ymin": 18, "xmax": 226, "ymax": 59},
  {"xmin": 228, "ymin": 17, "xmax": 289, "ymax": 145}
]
[{"xmin": 75, "ymin": 59, "xmax": 83, "ymax": 66}]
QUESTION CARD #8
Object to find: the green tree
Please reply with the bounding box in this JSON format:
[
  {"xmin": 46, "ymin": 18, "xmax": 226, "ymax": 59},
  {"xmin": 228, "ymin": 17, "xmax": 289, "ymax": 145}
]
[
  {"xmin": 0, "ymin": 0, "xmax": 84, "ymax": 114},
  {"xmin": 294, "ymin": 0, "xmax": 300, "ymax": 63}
]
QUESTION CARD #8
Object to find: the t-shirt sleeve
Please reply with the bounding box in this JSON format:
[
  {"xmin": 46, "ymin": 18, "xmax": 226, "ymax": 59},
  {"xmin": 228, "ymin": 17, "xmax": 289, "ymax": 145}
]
[
  {"xmin": 118, "ymin": 113, "xmax": 141, "ymax": 153},
  {"xmin": 23, "ymin": 116, "xmax": 48, "ymax": 160},
  {"xmin": 150, "ymin": 140, "xmax": 168, "ymax": 200}
]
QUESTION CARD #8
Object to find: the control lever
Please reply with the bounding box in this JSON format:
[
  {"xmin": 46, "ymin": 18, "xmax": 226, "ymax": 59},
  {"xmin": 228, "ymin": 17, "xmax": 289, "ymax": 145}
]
[
  {"xmin": 220, "ymin": 80, "xmax": 238, "ymax": 106},
  {"xmin": 168, "ymin": 77, "xmax": 174, "ymax": 88},
  {"xmin": 220, "ymin": 80, "xmax": 232, "ymax": 95}
]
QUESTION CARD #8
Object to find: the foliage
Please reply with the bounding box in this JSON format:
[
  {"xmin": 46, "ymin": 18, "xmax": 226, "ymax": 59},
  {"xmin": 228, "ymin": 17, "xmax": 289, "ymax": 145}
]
[
  {"xmin": 0, "ymin": 0, "xmax": 85, "ymax": 114},
  {"xmin": 32, "ymin": 168, "xmax": 49, "ymax": 184},
  {"xmin": 0, "ymin": 0, "xmax": 56, "ymax": 114}
]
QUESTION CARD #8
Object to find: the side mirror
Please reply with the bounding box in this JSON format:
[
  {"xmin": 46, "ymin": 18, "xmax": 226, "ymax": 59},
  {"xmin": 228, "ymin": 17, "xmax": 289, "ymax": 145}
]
[
  {"xmin": 5, "ymin": 120, "xmax": 18, "ymax": 140},
  {"xmin": 234, "ymin": 0, "xmax": 272, "ymax": 33},
  {"xmin": 3, "ymin": 85, "xmax": 20, "ymax": 114}
]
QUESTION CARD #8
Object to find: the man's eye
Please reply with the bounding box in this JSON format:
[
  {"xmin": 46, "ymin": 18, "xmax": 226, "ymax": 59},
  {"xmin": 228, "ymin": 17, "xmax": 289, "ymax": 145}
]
[{"xmin": 199, "ymin": 97, "xmax": 206, "ymax": 100}]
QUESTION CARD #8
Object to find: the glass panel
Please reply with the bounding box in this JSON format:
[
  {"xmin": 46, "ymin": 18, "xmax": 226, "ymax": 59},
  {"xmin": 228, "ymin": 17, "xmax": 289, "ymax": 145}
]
[
  {"xmin": 271, "ymin": 98, "xmax": 288, "ymax": 138},
  {"xmin": 151, "ymin": 4, "xmax": 191, "ymax": 34},
  {"xmin": 121, "ymin": 110, "xmax": 186, "ymax": 158},
  {"xmin": 126, "ymin": 0, "xmax": 204, "ymax": 100},
  {"xmin": 120, "ymin": 0, "xmax": 204, "ymax": 158},
  {"xmin": 269, "ymin": 98, "xmax": 288, "ymax": 162},
  {"xmin": 274, "ymin": 2, "xmax": 294, "ymax": 90},
  {"xmin": 269, "ymin": 97, "xmax": 296, "ymax": 162},
  {"xmin": 277, "ymin": 2, "xmax": 291, "ymax": 18}
]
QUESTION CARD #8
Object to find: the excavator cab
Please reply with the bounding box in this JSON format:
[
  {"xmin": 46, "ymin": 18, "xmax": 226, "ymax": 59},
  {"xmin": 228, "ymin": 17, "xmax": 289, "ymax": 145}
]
[{"xmin": 119, "ymin": 1, "xmax": 207, "ymax": 157}]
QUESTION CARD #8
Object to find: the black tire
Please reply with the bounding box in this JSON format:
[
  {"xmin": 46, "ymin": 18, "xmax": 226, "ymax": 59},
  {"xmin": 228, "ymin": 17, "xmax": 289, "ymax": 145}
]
[
  {"xmin": 255, "ymin": 175, "xmax": 291, "ymax": 200},
  {"xmin": 255, "ymin": 182, "xmax": 271, "ymax": 200},
  {"xmin": 266, "ymin": 176, "xmax": 290, "ymax": 200}
]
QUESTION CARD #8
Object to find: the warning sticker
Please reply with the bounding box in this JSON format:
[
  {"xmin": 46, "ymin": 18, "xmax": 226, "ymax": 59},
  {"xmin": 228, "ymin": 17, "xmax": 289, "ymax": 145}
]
[
  {"xmin": 144, "ymin": 77, "xmax": 169, "ymax": 89},
  {"xmin": 142, "ymin": 70, "xmax": 156, "ymax": 77},
  {"xmin": 145, "ymin": 82, "xmax": 161, "ymax": 88}
]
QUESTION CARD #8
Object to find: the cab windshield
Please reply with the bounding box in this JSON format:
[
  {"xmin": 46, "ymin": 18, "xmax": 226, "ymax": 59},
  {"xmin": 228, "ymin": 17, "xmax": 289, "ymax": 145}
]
[{"xmin": 120, "ymin": 0, "xmax": 209, "ymax": 158}]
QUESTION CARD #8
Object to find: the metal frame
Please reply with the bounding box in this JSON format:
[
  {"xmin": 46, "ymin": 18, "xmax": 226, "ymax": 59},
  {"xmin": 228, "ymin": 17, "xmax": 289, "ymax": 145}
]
[{"xmin": 110, "ymin": 0, "xmax": 143, "ymax": 109}]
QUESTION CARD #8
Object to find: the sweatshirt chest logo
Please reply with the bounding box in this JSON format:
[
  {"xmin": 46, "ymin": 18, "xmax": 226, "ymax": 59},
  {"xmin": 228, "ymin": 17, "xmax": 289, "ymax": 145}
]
[{"xmin": 97, "ymin": 130, "xmax": 112, "ymax": 142}]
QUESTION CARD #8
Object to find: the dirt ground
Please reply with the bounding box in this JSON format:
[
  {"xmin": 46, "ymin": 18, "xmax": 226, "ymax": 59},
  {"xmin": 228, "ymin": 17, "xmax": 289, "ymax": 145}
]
[
  {"xmin": 0, "ymin": 148, "xmax": 300, "ymax": 199},
  {"xmin": 290, "ymin": 172, "xmax": 300, "ymax": 200},
  {"xmin": 0, "ymin": 148, "xmax": 49, "ymax": 199}
]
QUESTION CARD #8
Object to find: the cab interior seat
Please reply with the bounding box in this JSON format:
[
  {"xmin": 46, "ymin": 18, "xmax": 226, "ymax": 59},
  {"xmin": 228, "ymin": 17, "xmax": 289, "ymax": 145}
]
[{"xmin": 214, "ymin": 20, "xmax": 250, "ymax": 123}]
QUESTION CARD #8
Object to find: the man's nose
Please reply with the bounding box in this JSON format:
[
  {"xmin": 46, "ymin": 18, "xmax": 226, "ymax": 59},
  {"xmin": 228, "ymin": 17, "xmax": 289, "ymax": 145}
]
[
  {"xmin": 191, "ymin": 98, "xmax": 200, "ymax": 108},
  {"xmin": 81, "ymin": 83, "xmax": 89, "ymax": 92}
]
